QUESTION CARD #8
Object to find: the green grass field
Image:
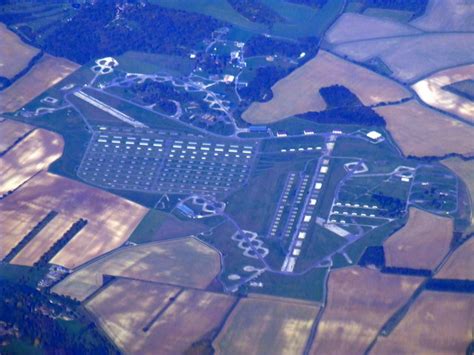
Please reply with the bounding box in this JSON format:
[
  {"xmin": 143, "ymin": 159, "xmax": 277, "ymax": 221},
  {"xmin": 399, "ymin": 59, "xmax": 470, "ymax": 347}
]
[
  {"xmin": 251, "ymin": 267, "xmax": 328, "ymax": 302},
  {"xmin": 151, "ymin": 0, "xmax": 344, "ymax": 40},
  {"xmin": 295, "ymin": 224, "xmax": 347, "ymax": 272},
  {"xmin": 0, "ymin": 264, "xmax": 46, "ymax": 288},
  {"xmin": 129, "ymin": 209, "xmax": 212, "ymax": 243},
  {"xmin": 117, "ymin": 51, "xmax": 195, "ymax": 76}
]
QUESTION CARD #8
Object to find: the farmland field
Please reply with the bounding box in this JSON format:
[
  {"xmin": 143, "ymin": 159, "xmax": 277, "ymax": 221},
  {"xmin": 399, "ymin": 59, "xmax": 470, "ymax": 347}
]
[
  {"xmin": 0, "ymin": 54, "xmax": 79, "ymax": 113},
  {"xmin": 0, "ymin": 23, "xmax": 40, "ymax": 79},
  {"xmin": 0, "ymin": 119, "xmax": 34, "ymax": 153},
  {"xmin": 52, "ymin": 237, "xmax": 220, "ymax": 301},
  {"xmin": 214, "ymin": 294, "xmax": 319, "ymax": 355},
  {"xmin": 242, "ymin": 50, "xmax": 410, "ymax": 124},
  {"xmin": 411, "ymin": 0, "xmax": 474, "ymax": 32},
  {"xmin": 0, "ymin": 204, "xmax": 50, "ymax": 260},
  {"xmin": 2, "ymin": 171, "xmax": 147, "ymax": 269},
  {"xmin": 412, "ymin": 64, "xmax": 474, "ymax": 123},
  {"xmin": 371, "ymin": 291, "xmax": 474, "ymax": 354},
  {"xmin": 10, "ymin": 214, "xmax": 77, "ymax": 266},
  {"xmin": 383, "ymin": 208, "xmax": 453, "ymax": 270},
  {"xmin": 141, "ymin": 288, "xmax": 234, "ymax": 354},
  {"xmin": 0, "ymin": 128, "xmax": 63, "ymax": 195},
  {"xmin": 325, "ymin": 13, "xmax": 420, "ymax": 44},
  {"xmin": 85, "ymin": 279, "xmax": 181, "ymax": 353},
  {"xmin": 435, "ymin": 238, "xmax": 474, "ymax": 281},
  {"xmin": 310, "ymin": 267, "xmax": 424, "ymax": 354},
  {"xmin": 0, "ymin": 3, "xmax": 473, "ymax": 353},
  {"xmin": 333, "ymin": 33, "xmax": 474, "ymax": 82},
  {"xmin": 86, "ymin": 278, "xmax": 234, "ymax": 354},
  {"xmin": 375, "ymin": 100, "xmax": 474, "ymax": 157}
]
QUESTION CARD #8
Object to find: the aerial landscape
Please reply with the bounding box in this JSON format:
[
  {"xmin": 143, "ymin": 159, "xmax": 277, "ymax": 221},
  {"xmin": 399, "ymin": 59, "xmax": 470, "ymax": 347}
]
[{"xmin": 0, "ymin": 0, "xmax": 473, "ymax": 354}]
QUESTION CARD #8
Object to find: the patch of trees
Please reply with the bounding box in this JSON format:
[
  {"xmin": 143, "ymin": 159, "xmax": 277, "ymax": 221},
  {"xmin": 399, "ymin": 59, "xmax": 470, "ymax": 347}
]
[
  {"xmin": 244, "ymin": 35, "xmax": 319, "ymax": 59},
  {"xmin": 0, "ymin": 280, "xmax": 118, "ymax": 354},
  {"xmin": 360, "ymin": 0, "xmax": 429, "ymax": 19},
  {"xmin": 239, "ymin": 65, "xmax": 288, "ymax": 102},
  {"xmin": 298, "ymin": 85, "xmax": 386, "ymax": 126},
  {"xmin": 320, "ymin": 84, "xmax": 362, "ymax": 108},
  {"xmin": 199, "ymin": 52, "xmax": 231, "ymax": 74},
  {"xmin": 35, "ymin": 218, "xmax": 87, "ymax": 267},
  {"xmin": 3, "ymin": 211, "xmax": 58, "ymax": 263},
  {"xmin": 372, "ymin": 193, "xmax": 404, "ymax": 217},
  {"xmin": 227, "ymin": 0, "xmax": 285, "ymax": 26},
  {"xmin": 41, "ymin": 1, "xmax": 223, "ymax": 64},
  {"xmin": 132, "ymin": 79, "xmax": 191, "ymax": 114},
  {"xmin": 358, "ymin": 246, "xmax": 385, "ymax": 269}
]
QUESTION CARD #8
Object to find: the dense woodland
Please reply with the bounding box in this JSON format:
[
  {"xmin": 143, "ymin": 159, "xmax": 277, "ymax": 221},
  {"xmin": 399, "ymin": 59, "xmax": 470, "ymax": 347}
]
[
  {"xmin": 298, "ymin": 85, "xmax": 386, "ymax": 126},
  {"xmin": 239, "ymin": 37, "xmax": 320, "ymax": 103},
  {"xmin": 239, "ymin": 65, "xmax": 289, "ymax": 102},
  {"xmin": 40, "ymin": 1, "xmax": 223, "ymax": 64},
  {"xmin": 131, "ymin": 79, "xmax": 193, "ymax": 114},
  {"xmin": 0, "ymin": 280, "xmax": 117, "ymax": 354}
]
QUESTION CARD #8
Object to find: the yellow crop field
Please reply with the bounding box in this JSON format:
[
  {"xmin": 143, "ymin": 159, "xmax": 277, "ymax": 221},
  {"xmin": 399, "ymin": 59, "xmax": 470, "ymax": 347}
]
[
  {"xmin": 384, "ymin": 208, "xmax": 453, "ymax": 270},
  {"xmin": 375, "ymin": 100, "xmax": 474, "ymax": 157},
  {"xmin": 309, "ymin": 267, "xmax": 424, "ymax": 354},
  {"xmin": 214, "ymin": 294, "xmax": 319, "ymax": 355},
  {"xmin": 412, "ymin": 64, "xmax": 474, "ymax": 123},
  {"xmin": 0, "ymin": 23, "xmax": 40, "ymax": 79},
  {"xmin": 52, "ymin": 237, "xmax": 220, "ymax": 301},
  {"xmin": 0, "ymin": 128, "xmax": 63, "ymax": 195},
  {"xmin": 242, "ymin": 50, "xmax": 410, "ymax": 124},
  {"xmin": 371, "ymin": 291, "xmax": 474, "ymax": 354},
  {"xmin": 0, "ymin": 54, "xmax": 79, "ymax": 113},
  {"xmin": 0, "ymin": 119, "xmax": 34, "ymax": 153}
]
